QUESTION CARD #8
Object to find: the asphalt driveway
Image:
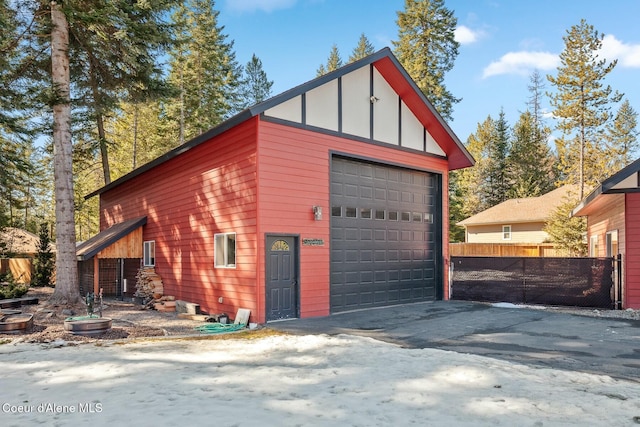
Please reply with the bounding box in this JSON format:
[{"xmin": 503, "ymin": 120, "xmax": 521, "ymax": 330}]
[{"xmin": 268, "ymin": 300, "xmax": 640, "ymax": 382}]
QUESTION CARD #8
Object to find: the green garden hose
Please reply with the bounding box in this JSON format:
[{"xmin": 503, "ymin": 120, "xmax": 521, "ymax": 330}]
[{"xmin": 194, "ymin": 323, "xmax": 246, "ymax": 334}]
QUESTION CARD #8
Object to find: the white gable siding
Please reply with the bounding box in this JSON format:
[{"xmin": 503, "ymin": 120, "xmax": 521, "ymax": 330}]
[
  {"xmin": 401, "ymin": 101, "xmax": 423, "ymax": 151},
  {"xmin": 263, "ymin": 63, "xmax": 449, "ymax": 158},
  {"xmin": 372, "ymin": 68, "xmax": 398, "ymax": 145},
  {"xmin": 426, "ymin": 129, "xmax": 445, "ymax": 156},
  {"xmin": 306, "ymin": 79, "xmax": 338, "ymax": 131},
  {"xmin": 341, "ymin": 66, "xmax": 370, "ymax": 138},
  {"xmin": 612, "ymin": 172, "xmax": 639, "ymax": 190},
  {"xmin": 264, "ymin": 95, "xmax": 302, "ymax": 122}
]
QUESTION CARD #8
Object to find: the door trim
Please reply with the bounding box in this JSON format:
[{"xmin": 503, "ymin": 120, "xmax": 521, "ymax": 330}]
[{"xmin": 265, "ymin": 234, "xmax": 300, "ymax": 322}]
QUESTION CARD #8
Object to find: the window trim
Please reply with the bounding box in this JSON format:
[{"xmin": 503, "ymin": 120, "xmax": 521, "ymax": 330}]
[
  {"xmin": 143, "ymin": 240, "xmax": 155, "ymax": 267},
  {"xmin": 590, "ymin": 235, "xmax": 599, "ymax": 257},
  {"xmin": 502, "ymin": 225, "xmax": 512, "ymax": 241},
  {"xmin": 214, "ymin": 232, "xmax": 237, "ymax": 269}
]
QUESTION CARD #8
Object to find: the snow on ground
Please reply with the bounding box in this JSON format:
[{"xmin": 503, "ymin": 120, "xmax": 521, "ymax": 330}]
[{"xmin": 1, "ymin": 334, "xmax": 639, "ymax": 426}]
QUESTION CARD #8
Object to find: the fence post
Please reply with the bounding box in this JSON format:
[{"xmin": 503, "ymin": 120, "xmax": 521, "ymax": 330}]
[
  {"xmin": 522, "ymin": 257, "xmax": 527, "ymax": 304},
  {"xmin": 616, "ymin": 254, "xmax": 623, "ymax": 310}
]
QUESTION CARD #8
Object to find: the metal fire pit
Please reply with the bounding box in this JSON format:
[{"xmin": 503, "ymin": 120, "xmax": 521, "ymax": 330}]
[
  {"xmin": 0, "ymin": 314, "xmax": 34, "ymax": 333},
  {"xmin": 64, "ymin": 317, "xmax": 112, "ymax": 335}
]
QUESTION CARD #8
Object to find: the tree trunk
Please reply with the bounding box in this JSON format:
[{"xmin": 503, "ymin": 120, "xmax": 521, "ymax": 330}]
[{"xmin": 50, "ymin": 1, "xmax": 81, "ymax": 305}]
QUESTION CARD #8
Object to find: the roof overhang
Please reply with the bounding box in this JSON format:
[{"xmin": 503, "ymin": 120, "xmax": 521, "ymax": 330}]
[
  {"xmin": 572, "ymin": 158, "xmax": 640, "ymax": 217},
  {"xmin": 85, "ymin": 48, "xmax": 474, "ymax": 200},
  {"xmin": 76, "ymin": 217, "xmax": 147, "ymax": 261}
]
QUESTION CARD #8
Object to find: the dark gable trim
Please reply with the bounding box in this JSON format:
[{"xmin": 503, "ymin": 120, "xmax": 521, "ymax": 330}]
[
  {"xmin": 86, "ymin": 47, "xmax": 470, "ymax": 199},
  {"xmin": 263, "ymin": 115, "xmax": 447, "ymax": 162}
]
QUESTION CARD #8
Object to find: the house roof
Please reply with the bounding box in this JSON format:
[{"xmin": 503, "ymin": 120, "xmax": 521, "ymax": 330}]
[
  {"xmin": 457, "ymin": 185, "xmax": 579, "ymax": 226},
  {"xmin": 572, "ymin": 158, "xmax": 640, "ymax": 217},
  {"xmin": 76, "ymin": 217, "xmax": 147, "ymax": 261},
  {"xmin": 0, "ymin": 227, "xmax": 54, "ymax": 255},
  {"xmin": 86, "ymin": 48, "xmax": 474, "ymax": 200}
]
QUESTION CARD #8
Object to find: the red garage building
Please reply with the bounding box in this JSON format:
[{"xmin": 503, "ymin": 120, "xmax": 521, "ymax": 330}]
[{"xmin": 83, "ymin": 48, "xmax": 474, "ymax": 323}]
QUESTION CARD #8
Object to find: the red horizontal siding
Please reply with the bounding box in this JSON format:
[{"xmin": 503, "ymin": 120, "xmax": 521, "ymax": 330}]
[
  {"xmin": 256, "ymin": 120, "xmax": 450, "ymax": 320},
  {"xmin": 100, "ymin": 118, "xmax": 259, "ymax": 318},
  {"xmin": 625, "ymin": 193, "xmax": 640, "ymax": 308}
]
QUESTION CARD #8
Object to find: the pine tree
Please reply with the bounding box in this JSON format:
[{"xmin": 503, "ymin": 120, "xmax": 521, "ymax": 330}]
[
  {"xmin": 349, "ymin": 34, "xmax": 375, "ymax": 62},
  {"xmin": 547, "ymin": 19, "xmax": 622, "ymax": 200},
  {"xmin": 606, "ymin": 99, "xmax": 639, "ymax": 172},
  {"xmin": 455, "ymin": 116, "xmax": 495, "ymax": 216},
  {"xmin": 543, "ymin": 194, "xmax": 587, "ymax": 256},
  {"xmin": 316, "ymin": 44, "xmax": 343, "ymax": 76},
  {"xmin": 34, "ymin": 223, "xmax": 55, "ymax": 287},
  {"xmin": 393, "ymin": 0, "xmax": 460, "ymax": 121},
  {"xmin": 483, "ymin": 109, "xmax": 510, "ymax": 207},
  {"xmin": 508, "ymin": 111, "xmax": 556, "ymax": 198},
  {"xmin": 238, "ymin": 54, "xmax": 273, "ymax": 109},
  {"xmin": 169, "ymin": 0, "xmax": 242, "ymax": 143}
]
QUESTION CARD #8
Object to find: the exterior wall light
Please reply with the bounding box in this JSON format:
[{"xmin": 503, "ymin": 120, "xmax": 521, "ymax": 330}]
[{"xmin": 313, "ymin": 206, "xmax": 322, "ymax": 221}]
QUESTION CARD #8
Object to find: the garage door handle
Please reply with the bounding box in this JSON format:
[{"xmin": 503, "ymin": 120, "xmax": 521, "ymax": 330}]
[{"xmin": 292, "ymin": 280, "xmax": 297, "ymax": 286}]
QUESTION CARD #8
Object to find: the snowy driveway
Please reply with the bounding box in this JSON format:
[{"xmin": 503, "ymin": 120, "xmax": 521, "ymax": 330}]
[{"xmin": 269, "ymin": 300, "xmax": 640, "ymax": 382}]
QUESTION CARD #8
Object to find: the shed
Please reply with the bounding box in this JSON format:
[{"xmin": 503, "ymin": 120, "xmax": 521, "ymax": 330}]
[
  {"xmin": 76, "ymin": 217, "xmax": 146, "ymax": 297},
  {"xmin": 84, "ymin": 48, "xmax": 474, "ymax": 323},
  {"xmin": 572, "ymin": 159, "xmax": 640, "ymax": 309}
]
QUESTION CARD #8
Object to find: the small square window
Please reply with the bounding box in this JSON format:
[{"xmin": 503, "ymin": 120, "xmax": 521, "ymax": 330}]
[
  {"xmin": 388, "ymin": 211, "xmax": 398, "ymax": 221},
  {"xmin": 345, "ymin": 207, "xmax": 357, "ymax": 218},
  {"xmin": 375, "ymin": 209, "xmax": 386, "ymax": 220},
  {"xmin": 502, "ymin": 225, "xmax": 512, "ymax": 241},
  {"xmin": 360, "ymin": 208, "xmax": 372, "ymax": 219},
  {"xmin": 143, "ymin": 241, "xmax": 155, "ymax": 266},
  {"xmin": 412, "ymin": 212, "xmax": 422, "ymax": 222},
  {"xmin": 332, "ymin": 206, "xmax": 342, "ymax": 217},
  {"xmin": 215, "ymin": 233, "xmax": 236, "ymax": 268},
  {"xmin": 424, "ymin": 213, "xmax": 433, "ymax": 223},
  {"xmin": 401, "ymin": 212, "xmax": 411, "ymax": 221}
]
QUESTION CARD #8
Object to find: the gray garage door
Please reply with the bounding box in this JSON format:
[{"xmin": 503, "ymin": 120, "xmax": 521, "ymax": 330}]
[{"xmin": 330, "ymin": 157, "xmax": 441, "ymax": 312}]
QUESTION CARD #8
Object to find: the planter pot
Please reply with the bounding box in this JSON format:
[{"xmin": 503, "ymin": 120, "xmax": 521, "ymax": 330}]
[
  {"xmin": 64, "ymin": 317, "xmax": 112, "ymax": 335},
  {"xmin": 0, "ymin": 314, "xmax": 33, "ymax": 333}
]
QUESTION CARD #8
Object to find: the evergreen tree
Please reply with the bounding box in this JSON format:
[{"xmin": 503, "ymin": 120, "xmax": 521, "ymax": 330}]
[
  {"xmin": 547, "ymin": 19, "xmax": 622, "ymax": 200},
  {"xmin": 508, "ymin": 111, "xmax": 556, "ymax": 198},
  {"xmin": 455, "ymin": 116, "xmax": 495, "ymax": 217},
  {"xmin": 316, "ymin": 44, "xmax": 343, "ymax": 76},
  {"xmin": 393, "ymin": 0, "xmax": 460, "ymax": 121},
  {"xmin": 34, "ymin": 222, "xmax": 55, "ymax": 287},
  {"xmin": 349, "ymin": 34, "xmax": 375, "ymax": 62},
  {"xmin": 543, "ymin": 194, "xmax": 587, "ymax": 256},
  {"xmin": 483, "ymin": 109, "xmax": 510, "ymax": 207},
  {"xmin": 606, "ymin": 99, "xmax": 639, "ymax": 172},
  {"xmin": 238, "ymin": 54, "xmax": 273, "ymax": 109},
  {"xmin": 169, "ymin": 0, "xmax": 242, "ymax": 143}
]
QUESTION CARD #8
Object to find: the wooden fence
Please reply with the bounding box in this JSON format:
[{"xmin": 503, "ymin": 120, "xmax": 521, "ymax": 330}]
[
  {"xmin": 450, "ymin": 243, "xmax": 570, "ymax": 257},
  {"xmin": 0, "ymin": 258, "xmax": 33, "ymax": 284}
]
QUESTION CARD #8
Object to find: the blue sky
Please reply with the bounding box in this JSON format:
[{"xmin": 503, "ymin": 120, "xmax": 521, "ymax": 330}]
[{"xmin": 218, "ymin": 0, "xmax": 640, "ymax": 143}]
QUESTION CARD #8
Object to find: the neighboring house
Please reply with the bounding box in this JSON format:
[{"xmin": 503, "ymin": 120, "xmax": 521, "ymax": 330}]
[
  {"xmin": 81, "ymin": 48, "xmax": 474, "ymax": 323},
  {"xmin": 572, "ymin": 158, "xmax": 640, "ymax": 309},
  {"xmin": 457, "ymin": 186, "xmax": 577, "ymax": 244}
]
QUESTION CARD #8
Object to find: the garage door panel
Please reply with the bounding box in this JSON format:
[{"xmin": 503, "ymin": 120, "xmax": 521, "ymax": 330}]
[{"xmin": 331, "ymin": 157, "xmax": 440, "ymax": 313}]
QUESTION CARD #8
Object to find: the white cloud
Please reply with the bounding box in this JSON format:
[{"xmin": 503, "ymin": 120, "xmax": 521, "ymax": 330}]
[
  {"xmin": 482, "ymin": 51, "xmax": 559, "ymax": 78},
  {"xmin": 599, "ymin": 34, "xmax": 640, "ymax": 67},
  {"xmin": 455, "ymin": 25, "xmax": 484, "ymax": 45},
  {"xmin": 224, "ymin": 0, "xmax": 297, "ymax": 13}
]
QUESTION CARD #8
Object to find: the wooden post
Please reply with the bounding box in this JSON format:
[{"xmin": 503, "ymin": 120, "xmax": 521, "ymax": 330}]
[{"xmin": 93, "ymin": 256, "xmax": 99, "ymax": 294}]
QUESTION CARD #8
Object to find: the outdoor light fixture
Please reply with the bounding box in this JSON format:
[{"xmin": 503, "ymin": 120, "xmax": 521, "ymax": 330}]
[{"xmin": 313, "ymin": 206, "xmax": 322, "ymax": 221}]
